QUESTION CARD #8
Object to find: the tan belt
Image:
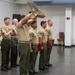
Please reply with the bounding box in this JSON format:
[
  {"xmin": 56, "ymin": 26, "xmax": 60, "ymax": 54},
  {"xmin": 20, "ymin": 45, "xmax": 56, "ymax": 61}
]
[
  {"xmin": 18, "ymin": 41, "xmax": 30, "ymax": 44},
  {"xmin": 11, "ymin": 36, "xmax": 16, "ymax": 38},
  {"xmin": 49, "ymin": 38, "xmax": 53, "ymax": 41},
  {"xmin": 32, "ymin": 43, "xmax": 38, "ymax": 46},
  {"xmin": 49, "ymin": 39, "xmax": 52, "ymax": 41},
  {"xmin": 42, "ymin": 42, "xmax": 46, "ymax": 45},
  {"xmin": 3, "ymin": 37, "xmax": 11, "ymax": 40}
]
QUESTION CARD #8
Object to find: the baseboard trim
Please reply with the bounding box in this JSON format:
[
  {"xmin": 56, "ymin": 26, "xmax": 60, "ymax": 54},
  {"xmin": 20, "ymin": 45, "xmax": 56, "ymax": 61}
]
[
  {"xmin": 54, "ymin": 44, "xmax": 64, "ymax": 46},
  {"xmin": 65, "ymin": 46, "xmax": 71, "ymax": 48},
  {"xmin": 54, "ymin": 44, "xmax": 57, "ymax": 46},
  {"xmin": 65, "ymin": 45, "xmax": 75, "ymax": 48},
  {"xmin": 54, "ymin": 44, "xmax": 75, "ymax": 47},
  {"xmin": 72, "ymin": 45, "xmax": 75, "ymax": 47}
]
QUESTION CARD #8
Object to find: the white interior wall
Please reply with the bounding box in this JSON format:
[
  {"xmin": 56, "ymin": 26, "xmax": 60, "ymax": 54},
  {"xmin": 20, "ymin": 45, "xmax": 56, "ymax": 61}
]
[
  {"xmin": 72, "ymin": 7, "xmax": 75, "ymax": 45},
  {"xmin": 0, "ymin": 1, "xmax": 75, "ymax": 45},
  {"xmin": 0, "ymin": 0, "xmax": 14, "ymax": 3},
  {"xmin": 0, "ymin": 0, "xmax": 19, "ymax": 26}
]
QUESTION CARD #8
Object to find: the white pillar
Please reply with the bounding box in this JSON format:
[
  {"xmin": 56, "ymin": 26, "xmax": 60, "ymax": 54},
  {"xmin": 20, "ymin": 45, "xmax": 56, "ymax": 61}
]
[{"xmin": 65, "ymin": 7, "xmax": 72, "ymax": 46}]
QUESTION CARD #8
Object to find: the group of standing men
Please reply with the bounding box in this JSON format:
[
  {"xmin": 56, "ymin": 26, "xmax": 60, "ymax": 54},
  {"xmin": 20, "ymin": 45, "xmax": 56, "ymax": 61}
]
[
  {"xmin": 1, "ymin": 17, "xmax": 18, "ymax": 71},
  {"xmin": 0, "ymin": 9, "xmax": 54, "ymax": 75}
]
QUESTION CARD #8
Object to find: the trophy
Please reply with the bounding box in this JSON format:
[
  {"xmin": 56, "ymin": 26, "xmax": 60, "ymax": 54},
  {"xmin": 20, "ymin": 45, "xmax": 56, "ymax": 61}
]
[{"xmin": 27, "ymin": 2, "xmax": 45, "ymax": 18}]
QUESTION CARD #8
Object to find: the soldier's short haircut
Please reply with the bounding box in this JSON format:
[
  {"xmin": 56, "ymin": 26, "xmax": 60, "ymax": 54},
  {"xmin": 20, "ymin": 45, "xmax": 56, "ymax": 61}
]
[
  {"xmin": 31, "ymin": 21, "xmax": 37, "ymax": 25},
  {"xmin": 29, "ymin": 11, "xmax": 32, "ymax": 13},
  {"xmin": 47, "ymin": 19, "xmax": 52, "ymax": 23},
  {"xmin": 4, "ymin": 17, "xmax": 10, "ymax": 21},
  {"xmin": 40, "ymin": 21, "xmax": 46, "ymax": 26}
]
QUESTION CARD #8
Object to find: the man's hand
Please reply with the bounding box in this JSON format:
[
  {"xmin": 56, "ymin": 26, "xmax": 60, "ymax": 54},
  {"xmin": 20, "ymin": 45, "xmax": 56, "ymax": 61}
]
[
  {"xmin": 41, "ymin": 47, "xmax": 43, "ymax": 49},
  {"xmin": 10, "ymin": 26, "xmax": 15, "ymax": 31},
  {"xmin": 30, "ymin": 48, "xmax": 33, "ymax": 53},
  {"xmin": 31, "ymin": 9, "xmax": 36, "ymax": 13},
  {"xmin": 4, "ymin": 30, "xmax": 11, "ymax": 37}
]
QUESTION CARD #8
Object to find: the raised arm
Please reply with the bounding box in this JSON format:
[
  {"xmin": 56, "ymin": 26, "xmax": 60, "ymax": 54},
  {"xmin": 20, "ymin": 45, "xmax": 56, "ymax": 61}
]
[{"xmin": 21, "ymin": 9, "xmax": 36, "ymax": 24}]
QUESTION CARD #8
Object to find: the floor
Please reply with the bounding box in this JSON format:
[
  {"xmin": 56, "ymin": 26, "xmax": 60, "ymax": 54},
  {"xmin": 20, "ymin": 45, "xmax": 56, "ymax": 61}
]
[{"xmin": 0, "ymin": 46, "xmax": 75, "ymax": 75}]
